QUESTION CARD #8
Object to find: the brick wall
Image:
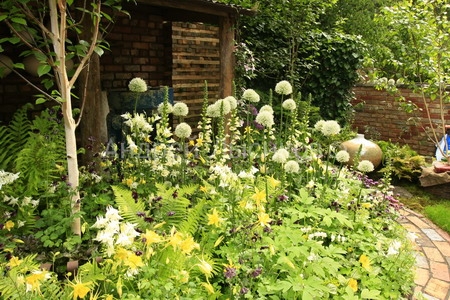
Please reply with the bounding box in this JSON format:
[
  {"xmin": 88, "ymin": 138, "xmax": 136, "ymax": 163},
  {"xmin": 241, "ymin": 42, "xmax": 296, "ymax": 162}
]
[
  {"xmin": 171, "ymin": 22, "xmax": 220, "ymax": 129},
  {"xmin": 0, "ymin": 5, "xmax": 221, "ymax": 135},
  {"xmin": 352, "ymin": 84, "xmax": 450, "ymax": 156}
]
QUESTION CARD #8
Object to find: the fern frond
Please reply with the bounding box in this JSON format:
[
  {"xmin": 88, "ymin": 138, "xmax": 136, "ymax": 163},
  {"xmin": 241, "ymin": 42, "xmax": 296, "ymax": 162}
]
[
  {"xmin": 178, "ymin": 199, "xmax": 206, "ymax": 236},
  {"xmin": 112, "ymin": 185, "xmax": 149, "ymax": 231},
  {"xmin": 0, "ymin": 104, "xmax": 32, "ymax": 171}
]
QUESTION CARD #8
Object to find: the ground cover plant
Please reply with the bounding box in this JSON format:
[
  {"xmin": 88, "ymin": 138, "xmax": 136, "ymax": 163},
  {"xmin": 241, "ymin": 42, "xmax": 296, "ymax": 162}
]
[{"xmin": 0, "ymin": 80, "xmax": 416, "ymax": 299}]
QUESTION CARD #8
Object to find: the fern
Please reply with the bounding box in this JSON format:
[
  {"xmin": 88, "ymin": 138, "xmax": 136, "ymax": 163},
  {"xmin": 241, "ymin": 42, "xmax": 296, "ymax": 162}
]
[
  {"xmin": 112, "ymin": 185, "xmax": 149, "ymax": 230},
  {"xmin": 15, "ymin": 107, "xmax": 66, "ymax": 194},
  {"xmin": 0, "ymin": 103, "xmax": 33, "ymax": 171},
  {"xmin": 155, "ymin": 183, "xmax": 198, "ymax": 228},
  {"xmin": 178, "ymin": 199, "xmax": 206, "ymax": 236}
]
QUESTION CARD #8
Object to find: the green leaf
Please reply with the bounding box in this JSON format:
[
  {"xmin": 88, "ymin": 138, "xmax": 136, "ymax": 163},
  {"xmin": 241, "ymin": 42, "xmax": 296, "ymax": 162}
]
[
  {"xmin": 35, "ymin": 98, "xmax": 47, "ymax": 105},
  {"xmin": 11, "ymin": 17, "xmax": 27, "ymax": 25},
  {"xmin": 37, "ymin": 64, "xmax": 51, "ymax": 77},
  {"xmin": 361, "ymin": 289, "xmax": 381, "ymax": 299}
]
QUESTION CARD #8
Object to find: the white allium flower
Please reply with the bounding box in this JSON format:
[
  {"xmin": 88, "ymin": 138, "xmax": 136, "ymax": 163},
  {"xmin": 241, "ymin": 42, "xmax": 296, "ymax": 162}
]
[
  {"xmin": 357, "ymin": 160, "xmax": 374, "ymax": 173},
  {"xmin": 282, "ymin": 99, "xmax": 296, "ymax": 111},
  {"xmin": 314, "ymin": 120, "xmax": 326, "ymax": 131},
  {"xmin": 206, "ymin": 103, "xmax": 221, "ymax": 118},
  {"xmin": 215, "ymin": 98, "xmax": 231, "ymax": 115},
  {"xmin": 174, "ymin": 122, "xmax": 192, "ymax": 139},
  {"xmin": 336, "ymin": 150, "xmax": 350, "ymax": 163},
  {"xmin": 173, "ymin": 102, "xmax": 189, "ymax": 117},
  {"xmin": 255, "ymin": 111, "xmax": 274, "ymax": 128},
  {"xmin": 157, "ymin": 102, "xmax": 173, "ymax": 114},
  {"xmin": 320, "ymin": 120, "xmax": 341, "ymax": 136},
  {"xmin": 284, "ymin": 160, "xmax": 300, "ymax": 173},
  {"xmin": 242, "ymin": 89, "xmax": 260, "ymax": 103},
  {"xmin": 275, "ymin": 80, "xmax": 293, "ymax": 95},
  {"xmin": 388, "ymin": 78, "xmax": 396, "ymax": 86},
  {"xmin": 260, "ymin": 105, "xmax": 274, "ymax": 114},
  {"xmin": 128, "ymin": 77, "xmax": 148, "ymax": 93},
  {"xmin": 272, "ymin": 148, "xmax": 289, "ymax": 164},
  {"xmin": 223, "ymin": 96, "xmax": 238, "ymax": 110}
]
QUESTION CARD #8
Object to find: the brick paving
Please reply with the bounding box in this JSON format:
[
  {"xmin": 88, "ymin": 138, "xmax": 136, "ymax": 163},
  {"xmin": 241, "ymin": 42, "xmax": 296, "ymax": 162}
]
[{"xmin": 399, "ymin": 208, "xmax": 450, "ymax": 300}]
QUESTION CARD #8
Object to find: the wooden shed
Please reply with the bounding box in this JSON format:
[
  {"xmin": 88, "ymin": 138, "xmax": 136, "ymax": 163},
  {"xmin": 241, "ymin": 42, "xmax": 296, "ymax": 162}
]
[{"xmin": 0, "ymin": 0, "xmax": 253, "ymax": 157}]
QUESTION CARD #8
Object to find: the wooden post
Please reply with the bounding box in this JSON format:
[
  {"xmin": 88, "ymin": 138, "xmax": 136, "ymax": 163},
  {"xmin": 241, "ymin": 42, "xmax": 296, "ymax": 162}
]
[{"xmin": 219, "ymin": 15, "xmax": 235, "ymax": 98}]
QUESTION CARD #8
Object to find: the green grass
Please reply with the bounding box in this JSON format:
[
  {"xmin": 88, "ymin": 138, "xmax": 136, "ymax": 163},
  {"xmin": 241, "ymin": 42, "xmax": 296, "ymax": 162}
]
[
  {"xmin": 394, "ymin": 180, "xmax": 450, "ymax": 234},
  {"xmin": 424, "ymin": 203, "xmax": 450, "ymax": 233}
]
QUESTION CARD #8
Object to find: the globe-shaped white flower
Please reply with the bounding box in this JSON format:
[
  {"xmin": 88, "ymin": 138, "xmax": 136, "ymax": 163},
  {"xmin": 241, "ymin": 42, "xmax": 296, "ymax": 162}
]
[
  {"xmin": 357, "ymin": 160, "xmax": 374, "ymax": 173},
  {"xmin": 282, "ymin": 99, "xmax": 296, "ymax": 111},
  {"xmin": 275, "ymin": 80, "xmax": 293, "ymax": 95},
  {"xmin": 260, "ymin": 105, "xmax": 274, "ymax": 114},
  {"xmin": 215, "ymin": 98, "xmax": 231, "ymax": 115},
  {"xmin": 314, "ymin": 120, "xmax": 326, "ymax": 131},
  {"xmin": 321, "ymin": 120, "xmax": 341, "ymax": 136},
  {"xmin": 174, "ymin": 122, "xmax": 192, "ymax": 139},
  {"xmin": 173, "ymin": 102, "xmax": 189, "ymax": 117},
  {"xmin": 206, "ymin": 103, "xmax": 221, "ymax": 118},
  {"xmin": 223, "ymin": 96, "xmax": 238, "ymax": 110},
  {"xmin": 157, "ymin": 102, "xmax": 173, "ymax": 114},
  {"xmin": 128, "ymin": 77, "xmax": 148, "ymax": 93},
  {"xmin": 284, "ymin": 160, "xmax": 300, "ymax": 173},
  {"xmin": 242, "ymin": 89, "xmax": 260, "ymax": 103},
  {"xmin": 255, "ymin": 111, "xmax": 274, "ymax": 128},
  {"xmin": 272, "ymin": 148, "xmax": 289, "ymax": 164},
  {"xmin": 336, "ymin": 150, "xmax": 350, "ymax": 163}
]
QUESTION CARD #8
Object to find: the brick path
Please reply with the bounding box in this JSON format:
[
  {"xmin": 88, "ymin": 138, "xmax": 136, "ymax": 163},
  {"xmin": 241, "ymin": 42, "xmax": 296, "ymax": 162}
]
[{"xmin": 399, "ymin": 208, "xmax": 450, "ymax": 300}]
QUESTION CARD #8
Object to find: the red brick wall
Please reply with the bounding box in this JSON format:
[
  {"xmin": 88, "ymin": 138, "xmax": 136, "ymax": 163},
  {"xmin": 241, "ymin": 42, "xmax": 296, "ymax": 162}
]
[
  {"xmin": 352, "ymin": 84, "xmax": 450, "ymax": 156},
  {"xmin": 0, "ymin": 5, "xmax": 221, "ymax": 133}
]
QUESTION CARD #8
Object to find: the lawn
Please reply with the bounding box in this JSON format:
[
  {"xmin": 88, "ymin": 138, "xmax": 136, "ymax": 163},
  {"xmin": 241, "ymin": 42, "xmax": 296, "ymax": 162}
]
[{"xmin": 395, "ymin": 180, "xmax": 450, "ymax": 234}]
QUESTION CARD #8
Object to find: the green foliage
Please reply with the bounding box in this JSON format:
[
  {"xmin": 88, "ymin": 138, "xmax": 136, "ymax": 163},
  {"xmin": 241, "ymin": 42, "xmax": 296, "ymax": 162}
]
[
  {"xmin": 234, "ymin": 0, "xmax": 363, "ymax": 123},
  {"xmin": 378, "ymin": 141, "xmax": 426, "ymax": 182},
  {"xmin": 0, "ymin": 104, "xmax": 33, "ymax": 171},
  {"xmin": 15, "ymin": 107, "xmax": 66, "ymax": 194}
]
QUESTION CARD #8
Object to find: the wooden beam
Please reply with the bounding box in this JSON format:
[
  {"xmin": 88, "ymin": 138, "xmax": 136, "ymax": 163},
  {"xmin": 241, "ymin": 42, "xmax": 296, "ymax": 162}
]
[
  {"xmin": 219, "ymin": 15, "xmax": 235, "ymax": 98},
  {"xmin": 138, "ymin": 0, "xmax": 236, "ymax": 17}
]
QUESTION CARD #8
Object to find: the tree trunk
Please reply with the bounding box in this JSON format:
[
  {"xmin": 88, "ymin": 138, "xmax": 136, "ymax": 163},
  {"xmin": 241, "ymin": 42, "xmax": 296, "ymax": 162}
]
[{"xmin": 79, "ymin": 52, "xmax": 109, "ymax": 166}]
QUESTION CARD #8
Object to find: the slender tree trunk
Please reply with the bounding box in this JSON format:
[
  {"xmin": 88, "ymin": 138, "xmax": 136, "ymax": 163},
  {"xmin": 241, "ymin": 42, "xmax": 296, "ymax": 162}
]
[{"xmin": 50, "ymin": 0, "xmax": 81, "ymax": 236}]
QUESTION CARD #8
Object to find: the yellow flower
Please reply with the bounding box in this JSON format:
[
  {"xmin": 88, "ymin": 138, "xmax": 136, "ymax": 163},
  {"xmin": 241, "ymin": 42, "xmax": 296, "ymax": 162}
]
[
  {"xmin": 257, "ymin": 212, "xmax": 272, "ymax": 227},
  {"xmin": 179, "ymin": 236, "xmax": 200, "ymax": 254},
  {"xmin": 25, "ymin": 270, "xmax": 50, "ymax": 292},
  {"xmin": 188, "ymin": 140, "xmax": 195, "ymax": 146},
  {"xmin": 361, "ymin": 202, "xmax": 372, "ymax": 209},
  {"xmin": 267, "ymin": 176, "xmax": 280, "ymax": 188},
  {"xmin": 167, "ymin": 227, "xmax": 183, "ymax": 249},
  {"xmin": 105, "ymin": 295, "xmax": 114, "ymax": 300},
  {"xmin": 244, "ymin": 126, "xmax": 252, "ymax": 134},
  {"xmin": 114, "ymin": 247, "xmax": 130, "ymax": 261},
  {"xmin": 7, "ymin": 256, "xmax": 22, "ymax": 268},
  {"xmin": 251, "ymin": 188, "xmax": 266, "ymax": 207},
  {"xmin": 200, "ymin": 186, "xmax": 208, "ymax": 193},
  {"xmin": 202, "ymin": 281, "xmax": 215, "ymax": 294},
  {"xmin": 348, "ymin": 278, "xmax": 358, "ymax": 292},
  {"xmin": 197, "ymin": 258, "xmax": 213, "ymax": 277},
  {"xmin": 4, "ymin": 220, "xmax": 14, "ymax": 231},
  {"xmin": 72, "ymin": 281, "xmax": 91, "ymax": 299},
  {"xmin": 196, "ymin": 137, "xmax": 203, "ymax": 146},
  {"xmin": 142, "ymin": 230, "xmax": 162, "ymax": 246},
  {"xmin": 125, "ymin": 253, "xmax": 144, "ymax": 270},
  {"xmin": 359, "ymin": 254, "xmax": 372, "ymax": 271},
  {"xmin": 124, "ymin": 178, "xmax": 134, "ymax": 187},
  {"xmin": 207, "ymin": 208, "xmax": 224, "ymax": 227}
]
